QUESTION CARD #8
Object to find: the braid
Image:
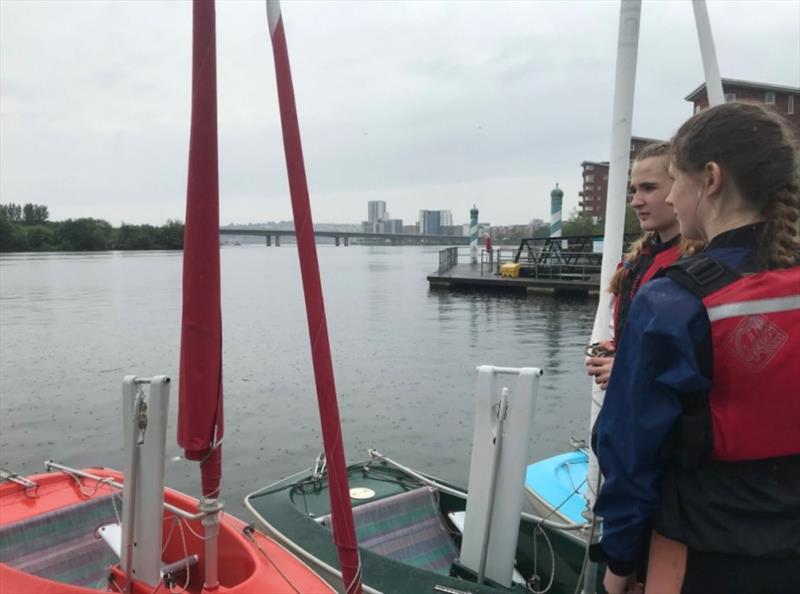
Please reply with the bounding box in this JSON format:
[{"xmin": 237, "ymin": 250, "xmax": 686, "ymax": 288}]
[
  {"xmin": 608, "ymin": 231, "xmax": 656, "ymax": 295},
  {"xmin": 761, "ymin": 184, "xmax": 800, "ymax": 268}
]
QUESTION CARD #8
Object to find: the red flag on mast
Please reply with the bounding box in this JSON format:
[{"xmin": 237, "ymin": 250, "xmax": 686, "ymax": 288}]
[
  {"xmin": 178, "ymin": 0, "xmax": 223, "ymax": 500},
  {"xmin": 265, "ymin": 2, "xmax": 362, "ymax": 593}
]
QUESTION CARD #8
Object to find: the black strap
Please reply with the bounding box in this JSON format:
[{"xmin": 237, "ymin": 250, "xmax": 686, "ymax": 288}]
[{"xmin": 663, "ymin": 255, "xmax": 742, "ymax": 299}]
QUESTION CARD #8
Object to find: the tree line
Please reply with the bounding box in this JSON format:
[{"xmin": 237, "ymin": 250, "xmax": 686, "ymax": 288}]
[{"xmin": 0, "ymin": 203, "xmax": 184, "ymax": 252}]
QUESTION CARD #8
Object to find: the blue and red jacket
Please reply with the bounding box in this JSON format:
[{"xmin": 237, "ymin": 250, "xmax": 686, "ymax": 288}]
[
  {"xmin": 612, "ymin": 234, "xmax": 681, "ymax": 347},
  {"xmin": 593, "ymin": 223, "xmax": 800, "ymax": 574}
]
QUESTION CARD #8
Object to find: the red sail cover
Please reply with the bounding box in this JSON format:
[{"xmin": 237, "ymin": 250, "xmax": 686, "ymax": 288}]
[
  {"xmin": 267, "ymin": 7, "xmax": 362, "ymax": 594},
  {"xmin": 178, "ymin": 0, "xmax": 223, "ymax": 500}
]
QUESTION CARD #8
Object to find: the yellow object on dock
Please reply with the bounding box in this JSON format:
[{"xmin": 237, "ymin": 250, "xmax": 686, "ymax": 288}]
[{"xmin": 500, "ymin": 263, "xmax": 521, "ymax": 278}]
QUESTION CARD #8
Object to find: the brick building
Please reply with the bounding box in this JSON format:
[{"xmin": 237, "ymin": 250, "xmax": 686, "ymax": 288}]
[
  {"xmin": 579, "ymin": 136, "xmax": 663, "ymax": 219},
  {"xmin": 685, "ymin": 79, "xmax": 799, "ymax": 139}
]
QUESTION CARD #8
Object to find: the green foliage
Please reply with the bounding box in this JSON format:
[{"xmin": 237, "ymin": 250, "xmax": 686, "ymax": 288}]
[
  {"xmin": 24, "ymin": 225, "xmax": 57, "ymax": 250},
  {"xmin": 54, "ymin": 218, "xmax": 113, "ymax": 251},
  {"xmin": 0, "ymin": 213, "xmax": 29, "ymax": 251},
  {"xmin": 0, "ymin": 204, "xmax": 184, "ymax": 252},
  {"xmin": 562, "ymin": 209, "xmax": 603, "ymax": 236},
  {"xmin": 624, "ymin": 205, "xmax": 642, "ymax": 235},
  {"xmin": 0, "ymin": 203, "xmax": 23, "ymax": 223},
  {"xmin": 532, "ymin": 226, "xmax": 550, "ymax": 238},
  {"xmin": 21, "ymin": 204, "xmax": 49, "ymax": 225}
]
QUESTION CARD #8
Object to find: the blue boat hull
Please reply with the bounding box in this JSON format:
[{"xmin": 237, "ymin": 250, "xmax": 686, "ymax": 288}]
[{"xmin": 524, "ymin": 450, "xmax": 588, "ymax": 525}]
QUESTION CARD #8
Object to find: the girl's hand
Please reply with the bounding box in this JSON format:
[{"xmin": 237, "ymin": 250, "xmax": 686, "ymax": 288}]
[
  {"xmin": 603, "ymin": 568, "xmax": 639, "ymax": 594},
  {"xmin": 586, "ymin": 354, "xmax": 615, "ymax": 390}
]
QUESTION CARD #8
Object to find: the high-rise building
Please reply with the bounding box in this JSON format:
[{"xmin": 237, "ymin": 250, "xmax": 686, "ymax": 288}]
[
  {"xmin": 416, "ymin": 210, "xmax": 454, "ymax": 235},
  {"xmin": 381, "ymin": 219, "xmax": 403, "ymax": 234},
  {"xmin": 418, "ymin": 210, "xmax": 442, "ymax": 235},
  {"xmin": 368, "ymin": 201, "xmax": 387, "ymax": 224}
]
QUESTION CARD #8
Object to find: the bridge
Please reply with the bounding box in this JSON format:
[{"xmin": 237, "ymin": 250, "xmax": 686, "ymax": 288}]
[{"xmin": 219, "ymin": 227, "xmax": 473, "ymax": 246}]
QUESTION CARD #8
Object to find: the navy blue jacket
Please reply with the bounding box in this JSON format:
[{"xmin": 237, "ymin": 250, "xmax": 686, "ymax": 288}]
[{"xmin": 593, "ymin": 225, "xmax": 761, "ymax": 574}]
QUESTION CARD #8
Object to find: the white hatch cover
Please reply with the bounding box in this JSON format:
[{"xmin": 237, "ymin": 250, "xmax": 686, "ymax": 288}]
[{"xmin": 349, "ymin": 487, "xmax": 376, "ymax": 500}]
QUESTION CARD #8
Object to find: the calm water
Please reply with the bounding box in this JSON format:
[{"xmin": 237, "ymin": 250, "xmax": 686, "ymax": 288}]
[{"xmin": 0, "ymin": 246, "xmax": 597, "ymax": 512}]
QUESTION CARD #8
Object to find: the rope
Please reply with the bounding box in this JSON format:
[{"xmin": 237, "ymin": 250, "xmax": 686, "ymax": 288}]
[
  {"xmin": 573, "ymin": 472, "xmax": 603, "ymax": 594},
  {"xmin": 527, "ymin": 476, "xmax": 588, "ymax": 594},
  {"xmin": 573, "ymin": 515, "xmax": 599, "ymax": 594},
  {"xmin": 179, "ymin": 516, "xmax": 212, "ymax": 542},
  {"xmin": 61, "ymin": 468, "xmax": 117, "ymax": 499},
  {"xmin": 243, "ymin": 525, "xmax": 301, "ymax": 594},
  {"xmin": 527, "ymin": 526, "xmax": 556, "ymax": 594}
]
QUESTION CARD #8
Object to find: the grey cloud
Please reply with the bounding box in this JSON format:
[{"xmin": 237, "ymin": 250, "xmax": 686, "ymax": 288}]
[{"xmin": 1, "ymin": 0, "xmax": 797, "ymax": 226}]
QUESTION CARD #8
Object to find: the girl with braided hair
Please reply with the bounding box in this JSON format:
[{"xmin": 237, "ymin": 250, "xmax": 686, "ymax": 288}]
[
  {"xmin": 586, "ymin": 142, "xmax": 693, "ymax": 390},
  {"xmin": 592, "ymin": 101, "xmax": 800, "ymax": 594}
]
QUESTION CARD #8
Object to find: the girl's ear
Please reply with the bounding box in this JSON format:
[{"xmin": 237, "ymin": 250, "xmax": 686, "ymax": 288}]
[{"xmin": 704, "ymin": 161, "xmax": 723, "ymax": 197}]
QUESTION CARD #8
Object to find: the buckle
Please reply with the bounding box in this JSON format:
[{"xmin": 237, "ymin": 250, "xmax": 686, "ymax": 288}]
[{"xmin": 685, "ymin": 257, "xmax": 724, "ymax": 286}]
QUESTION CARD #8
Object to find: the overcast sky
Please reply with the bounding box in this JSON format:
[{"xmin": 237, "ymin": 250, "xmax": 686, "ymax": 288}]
[{"xmin": 1, "ymin": 1, "xmax": 798, "ymax": 227}]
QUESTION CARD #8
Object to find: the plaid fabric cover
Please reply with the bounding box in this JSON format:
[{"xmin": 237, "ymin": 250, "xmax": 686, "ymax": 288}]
[
  {"xmin": 321, "ymin": 487, "xmax": 458, "ymax": 575},
  {"xmin": 0, "ymin": 494, "xmax": 121, "ymax": 589}
]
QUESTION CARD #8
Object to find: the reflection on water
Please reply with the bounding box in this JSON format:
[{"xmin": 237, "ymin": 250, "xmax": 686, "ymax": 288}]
[{"xmin": 0, "ymin": 246, "xmax": 597, "ymax": 504}]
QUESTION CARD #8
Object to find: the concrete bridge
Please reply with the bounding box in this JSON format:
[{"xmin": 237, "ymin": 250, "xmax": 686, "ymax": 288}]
[{"xmin": 219, "ymin": 227, "xmax": 472, "ymax": 247}]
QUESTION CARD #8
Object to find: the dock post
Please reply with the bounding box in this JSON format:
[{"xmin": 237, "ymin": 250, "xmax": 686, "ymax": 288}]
[
  {"xmin": 275, "ymin": 235, "xmax": 281, "ymax": 247},
  {"xmin": 344, "ymin": 236, "xmax": 349, "ymax": 247},
  {"xmin": 470, "ymin": 205, "xmax": 479, "ymax": 264},
  {"xmin": 266, "ymin": 235, "xmax": 272, "ymax": 247},
  {"xmin": 335, "ymin": 236, "xmax": 340, "ymax": 247}
]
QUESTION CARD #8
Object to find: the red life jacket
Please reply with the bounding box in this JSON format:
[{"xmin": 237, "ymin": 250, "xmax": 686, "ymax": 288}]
[
  {"xmin": 662, "ymin": 256, "xmax": 800, "ymax": 461},
  {"xmin": 654, "ymin": 256, "xmax": 800, "ymax": 559},
  {"xmin": 612, "ymin": 243, "xmax": 681, "ymax": 345},
  {"xmin": 702, "ymin": 265, "xmax": 800, "ymax": 461}
]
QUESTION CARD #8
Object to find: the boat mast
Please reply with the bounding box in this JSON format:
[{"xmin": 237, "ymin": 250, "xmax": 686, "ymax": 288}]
[
  {"xmin": 584, "ymin": 1, "xmax": 642, "ymax": 592},
  {"xmin": 264, "ymin": 2, "xmax": 362, "ymax": 593},
  {"xmin": 179, "ymin": 0, "xmax": 225, "ymax": 589},
  {"xmin": 583, "ymin": 2, "xmax": 725, "ymax": 592},
  {"xmin": 692, "ymin": 0, "xmax": 725, "ymax": 107}
]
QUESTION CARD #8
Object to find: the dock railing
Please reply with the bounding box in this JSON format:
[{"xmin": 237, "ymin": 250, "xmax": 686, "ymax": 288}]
[
  {"xmin": 438, "ymin": 247, "xmax": 459, "ymax": 273},
  {"xmin": 436, "ymin": 234, "xmax": 636, "ymax": 281}
]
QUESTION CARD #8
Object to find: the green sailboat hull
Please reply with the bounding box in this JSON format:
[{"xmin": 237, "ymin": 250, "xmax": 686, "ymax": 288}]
[{"xmin": 245, "ymin": 457, "xmax": 602, "ymax": 594}]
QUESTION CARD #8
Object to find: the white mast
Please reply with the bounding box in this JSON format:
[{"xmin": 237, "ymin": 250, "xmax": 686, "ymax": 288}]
[
  {"xmin": 584, "ymin": 1, "xmax": 642, "ymax": 592},
  {"xmin": 692, "ymin": 1, "xmax": 725, "ymax": 107}
]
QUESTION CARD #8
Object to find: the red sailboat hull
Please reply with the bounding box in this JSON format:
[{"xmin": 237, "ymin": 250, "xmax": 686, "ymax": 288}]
[{"xmin": 0, "ymin": 469, "xmax": 334, "ymax": 594}]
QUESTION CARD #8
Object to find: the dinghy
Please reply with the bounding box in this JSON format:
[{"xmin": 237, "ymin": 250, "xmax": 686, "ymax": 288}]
[
  {"xmin": 246, "ymin": 365, "xmax": 598, "ymax": 594},
  {"xmin": 524, "ymin": 450, "xmax": 589, "ymax": 527},
  {"xmin": 0, "ymin": 462, "xmax": 333, "ymax": 594},
  {"xmin": 246, "ymin": 451, "xmax": 592, "ymax": 594}
]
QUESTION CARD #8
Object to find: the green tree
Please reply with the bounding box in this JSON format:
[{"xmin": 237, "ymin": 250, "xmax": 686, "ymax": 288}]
[
  {"xmin": 115, "ymin": 224, "xmax": 156, "ymax": 249},
  {"xmin": 532, "ymin": 225, "xmax": 550, "ymax": 238},
  {"xmin": 624, "ymin": 205, "xmax": 642, "ymax": 235},
  {"xmin": 562, "ymin": 209, "xmax": 603, "ymax": 236},
  {"xmin": 157, "ymin": 219, "xmax": 184, "ymax": 250},
  {"xmin": 55, "ymin": 218, "xmax": 113, "ymax": 251},
  {"xmin": 21, "ymin": 203, "xmax": 49, "ymax": 225},
  {"xmin": 24, "ymin": 225, "xmax": 57, "ymax": 250},
  {"xmin": 0, "ymin": 213, "xmax": 29, "ymax": 251},
  {"xmin": 22, "ymin": 203, "xmax": 35, "ymax": 225},
  {"xmin": 0, "ymin": 203, "xmax": 23, "ymax": 223}
]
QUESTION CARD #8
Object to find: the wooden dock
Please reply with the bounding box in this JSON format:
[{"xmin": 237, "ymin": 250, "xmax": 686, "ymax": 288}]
[{"xmin": 427, "ymin": 263, "xmax": 600, "ymax": 295}]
